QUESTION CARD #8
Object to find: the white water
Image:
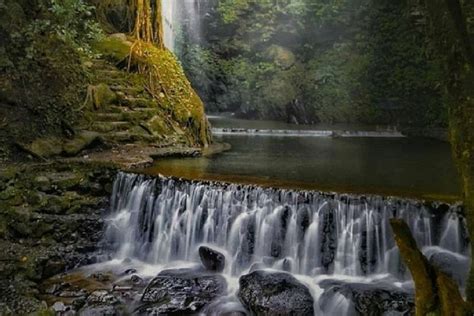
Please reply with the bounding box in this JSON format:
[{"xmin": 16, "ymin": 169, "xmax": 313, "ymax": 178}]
[
  {"xmin": 212, "ymin": 127, "xmax": 405, "ymax": 138},
  {"xmin": 162, "ymin": 0, "xmax": 204, "ymax": 52},
  {"xmin": 162, "ymin": 0, "xmax": 176, "ymax": 51},
  {"xmin": 105, "ymin": 172, "xmax": 469, "ymax": 314}
]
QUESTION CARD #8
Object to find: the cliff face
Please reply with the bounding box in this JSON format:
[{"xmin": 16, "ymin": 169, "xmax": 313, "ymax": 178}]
[{"xmin": 0, "ymin": 0, "xmax": 211, "ymax": 162}]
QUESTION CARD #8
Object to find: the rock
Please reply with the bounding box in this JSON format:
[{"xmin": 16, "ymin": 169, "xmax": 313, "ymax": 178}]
[
  {"xmin": 426, "ymin": 249, "xmax": 469, "ymax": 287},
  {"xmin": 90, "ymin": 273, "xmax": 112, "ymax": 282},
  {"xmin": 320, "ymin": 206, "xmax": 337, "ymax": 270},
  {"xmin": 18, "ymin": 131, "xmax": 102, "ymax": 158},
  {"xmin": 19, "ymin": 137, "xmax": 63, "ymax": 158},
  {"xmin": 63, "ymin": 131, "xmax": 102, "ymax": 156},
  {"xmin": 130, "ymin": 275, "xmax": 143, "ymax": 285},
  {"xmin": 122, "ymin": 268, "xmax": 137, "ymax": 275},
  {"xmin": 78, "ymin": 290, "xmax": 123, "ymax": 316},
  {"xmin": 139, "ymin": 268, "xmax": 227, "ymax": 314},
  {"xmin": 52, "ymin": 301, "xmax": 67, "ymax": 313},
  {"xmin": 33, "ymin": 176, "xmax": 51, "ymax": 192},
  {"xmin": 78, "ymin": 304, "xmax": 119, "ymax": 316},
  {"xmin": 86, "ymin": 290, "xmax": 118, "ymax": 305},
  {"xmin": 318, "ymin": 279, "xmax": 414, "ymax": 315},
  {"xmin": 109, "ymin": 33, "xmax": 128, "ymax": 42},
  {"xmin": 199, "ymin": 246, "xmax": 226, "ymax": 272},
  {"xmin": 94, "ymin": 36, "xmax": 132, "ymax": 62},
  {"xmin": 238, "ymin": 270, "xmax": 314, "ymax": 315}
]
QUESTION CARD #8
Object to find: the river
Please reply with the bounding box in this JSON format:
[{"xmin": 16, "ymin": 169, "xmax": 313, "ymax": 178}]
[{"xmin": 147, "ymin": 116, "xmax": 461, "ymax": 201}]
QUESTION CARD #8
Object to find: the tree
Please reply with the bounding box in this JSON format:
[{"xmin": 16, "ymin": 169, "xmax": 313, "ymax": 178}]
[{"xmin": 133, "ymin": 0, "xmax": 164, "ymax": 47}]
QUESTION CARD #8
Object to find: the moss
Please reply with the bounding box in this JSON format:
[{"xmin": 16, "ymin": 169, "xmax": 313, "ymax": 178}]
[
  {"xmin": 94, "ymin": 35, "xmax": 132, "ymax": 62},
  {"xmin": 129, "ymin": 41, "xmax": 211, "ymax": 146},
  {"xmin": 24, "ymin": 138, "xmax": 64, "ymax": 158},
  {"xmin": 85, "ymin": 84, "xmax": 117, "ymax": 111},
  {"xmin": 62, "ymin": 131, "xmax": 102, "ymax": 156}
]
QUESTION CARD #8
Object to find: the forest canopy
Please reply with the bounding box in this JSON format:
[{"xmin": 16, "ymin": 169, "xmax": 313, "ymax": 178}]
[{"xmin": 176, "ymin": 0, "xmax": 472, "ymax": 131}]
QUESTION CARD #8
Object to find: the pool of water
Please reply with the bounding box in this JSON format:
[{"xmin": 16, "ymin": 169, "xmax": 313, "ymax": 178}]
[{"xmin": 146, "ymin": 117, "xmax": 462, "ymax": 200}]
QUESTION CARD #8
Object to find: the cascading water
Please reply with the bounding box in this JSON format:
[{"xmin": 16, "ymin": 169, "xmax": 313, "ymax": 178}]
[
  {"xmin": 162, "ymin": 0, "xmax": 176, "ymax": 51},
  {"xmin": 161, "ymin": 0, "xmax": 205, "ymax": 52},
  {"xmin": 105, "ymin": 172, "xmax": 470, "ymax": 314}
]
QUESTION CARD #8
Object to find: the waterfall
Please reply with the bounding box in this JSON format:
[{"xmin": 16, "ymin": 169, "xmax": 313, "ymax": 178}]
[
  {"xmin": 105, "ymin": 172, "xmax": 469, "ymax": 280},
  {"xmin": 162, "ymin": 0, "xmax": 204, "ymax": 52},
  {"xmin": 162, "ymin": 0, "xmax": 176, "ymax": 51}
]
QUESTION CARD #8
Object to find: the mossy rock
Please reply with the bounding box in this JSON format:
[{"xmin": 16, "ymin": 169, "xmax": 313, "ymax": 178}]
[
  {"xmin": 20, "ymin": 131, "xmax": 102, "ymax": 158},
  {"xmin": 62, "ymin": 131, "xmax": 102, "ymax": 156},
  {"xmin": 22, "ymin": 138, "xmax": 64, "ymax": 158},
  {"xmin": 94, "ymin": 35, "xmax": 132, "ymax": 62},
  {"xmin": 86, "ymin": 84, "xmax": 117, "ymax": 111},
  {"xmin": 146, "ymin": 115, "xmax": 172, "ymax": 136},
  {"xmin": 33, "ymin": 176, "xmax": 51, "ymax": 192}
]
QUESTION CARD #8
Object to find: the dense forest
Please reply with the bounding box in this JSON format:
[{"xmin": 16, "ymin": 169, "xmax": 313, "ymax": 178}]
[{"xmin": 177, "ymin": 0, "xmax": 471, "ymax": 133}]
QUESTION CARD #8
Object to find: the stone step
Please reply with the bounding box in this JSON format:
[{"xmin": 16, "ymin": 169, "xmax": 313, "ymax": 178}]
[
  {"xmin": 95, "ymin": 113, "xmax": 124, "ymax": 121},
  {"xmin": 90, "ymin": 121, "xmax": 132, "ymax": 133},
  {"xmin": 119, "ymin": 96, "xmax": 157, "ymax": 109},
  {"xmin": 103, "ymin": 131, "xmax": 164, "ymax": 144},
  {"xmin": 110, "ymin": 85, "xmax": 145, "ymax": 95},
  {"xmin": 95, "ymin": 108, "xmax": 159, "ymax": 122}
]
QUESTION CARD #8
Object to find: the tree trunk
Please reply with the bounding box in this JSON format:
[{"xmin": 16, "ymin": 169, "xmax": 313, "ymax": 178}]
[{"xmin": 390, "ymin": 219, "xmax": 471, "ymax": 315}]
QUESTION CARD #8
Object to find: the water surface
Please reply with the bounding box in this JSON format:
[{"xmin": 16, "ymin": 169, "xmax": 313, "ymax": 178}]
[{"xmin": 146, "ymin": 117, "xmax": 461, "ymax": 200}]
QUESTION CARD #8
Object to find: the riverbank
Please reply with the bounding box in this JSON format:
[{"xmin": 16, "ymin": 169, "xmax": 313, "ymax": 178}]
[{"xmin": 0, "ymin": 138, "xmax": 233, "ymax": 314}]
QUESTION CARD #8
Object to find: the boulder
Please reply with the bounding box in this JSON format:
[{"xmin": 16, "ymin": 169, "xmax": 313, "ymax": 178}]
[
  {"xmin": 138, "ymin": 268, "xmax": 227, "ymax": 314},
  {"xmin": 238, "ymin": 270, "xmax": 314, "ymax": 315},
  {"xmin": 18, "ymin": 131, "xmax": 102, "ymax": 158},
  {"xmin": 426, "ymin": 249, "xmax": 469, "ymax": 287},
  {"xmin": 78, "ymin": 290, "xmax": 123, "ymax": 316},
  {"xmin": 62, "ymin": 131, "xmax": 102, "ymax": 156},
  {"xmin": 199, "ymin": 246, "xmax": 226, "ymax": 272},
  {"xmin": 33, "ymin": 176, "xmax": 51, "ymax": 192},
  {"xmin": 318, "ymin": 279, "xmax": 414, "ymax": 315}
]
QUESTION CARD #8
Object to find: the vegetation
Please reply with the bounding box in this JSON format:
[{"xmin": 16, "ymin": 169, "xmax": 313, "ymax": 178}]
[
  {"xmin": 415, "ymin": 0, "xmax": 474, "ymax": 304},
  {"xmin": 0, "ymin": 0, "xmax": 210, "ymax": 161},
  {"xmin": 177, "ymin": 0, "xmax": 451, "ymax": 129}
]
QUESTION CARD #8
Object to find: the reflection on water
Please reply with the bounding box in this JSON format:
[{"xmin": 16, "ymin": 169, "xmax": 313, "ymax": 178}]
[{"xmin": 145, "ymin": 117, "xmax": 461, "ymax": 200}]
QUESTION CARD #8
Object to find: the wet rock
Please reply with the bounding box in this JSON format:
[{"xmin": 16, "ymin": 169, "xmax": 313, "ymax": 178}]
[
  {"xmin": 138, "ymin": 268, "xmax": 227, "ymax": 314},
  {"xmin": 78, "ymin": 304, "xmax": 119, "ymax": 316},
  {"xmin": 78, "ymin": 290, "xmax": 123, "ymax": 316},
  {"xmin": 319, "ymin": 279, "xmax": 414, "ymax": 315},
  {"xmin": 122, "ymin": 268, "xmax": 137, "ymax": 275},
  {"xmin": 238, "ymin": 270, "xmax": 314, "ymax": 315},
  {"xmin": 33, "ymin": 176, "xmax": 51, "ymax": 192},
  {"xmin": 427, "ymin": 249, "xmax": 469, "ymax": 287},
  {"xmin": 86, "ymin": 290, "xmax": 118, "ymax": 305},
  {"xmin": 320, "ymin": 206, "xmax": 337, "ymax": 271},
  {"xmin": 90, "ymin": 273, "xmax": 112, "ymax": 282},
  {"xmin": 130, "ymin": 275, "xmax": 143, "ymax": 285},
  {"xmin": 52, "ymin": 301, "xmax": 67, "ymax": 313},
  {"xmin": 249, "ymin": 262, "xmax": 268, "ymax": 273},
  {"xmin": 199, "ymin": 246, "xmax": 226, "ymax": 272}
]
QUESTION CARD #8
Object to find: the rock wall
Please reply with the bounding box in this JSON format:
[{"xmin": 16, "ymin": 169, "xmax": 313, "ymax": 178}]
[{"xmin": 0, "ymin": 163, "xmax": 116, "ymax": 314}]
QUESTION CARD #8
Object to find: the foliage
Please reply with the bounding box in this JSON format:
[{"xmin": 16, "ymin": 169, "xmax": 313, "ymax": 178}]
[
  {"xmin": 177, "ymin": 0, "xmax": 449, "ymax": 128},
  {"xmin": 0, "ymin": 0, "xmax": 102, "ymax": 151}
]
